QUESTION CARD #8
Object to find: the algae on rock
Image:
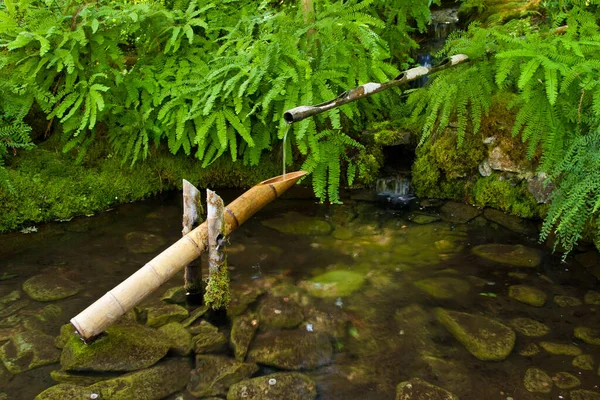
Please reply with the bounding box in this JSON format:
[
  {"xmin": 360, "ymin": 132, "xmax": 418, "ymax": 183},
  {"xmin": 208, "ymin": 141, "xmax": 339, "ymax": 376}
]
[
  {"xmin": 227, "ymin": 372, "xmax": 317, "ymax": 400},
  {"xmin": 187, "ymin": 355, "xmax": 258, "ymax": 398}
]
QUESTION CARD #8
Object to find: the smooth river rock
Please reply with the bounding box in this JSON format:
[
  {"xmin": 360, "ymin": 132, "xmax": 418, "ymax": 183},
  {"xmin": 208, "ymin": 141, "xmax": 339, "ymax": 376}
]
[
  {"xmin": 482, "ymin": 208, "xmax": 537, "ymax": 236},
  {"xmin": 539, "ymin": 341, "xmax": 582, "ymax": 356},
  {"xmin": 571, "ymin": 390, "xmax": 600, "ymax": 400},
  {"xmin": 523, "ymin": 367, "xmax": 552, "ymax": 393},
  {"xmin": 472, "ymin": 244, "xmax": 541, "ymax": 267},
  {"xmin": 396, "ymin": 377, "xmax": 458, "ymax": 400},
  {"xmin": 440, "ymin": 201, "xmax": 481, "ymax": 224},
  {"xmin": 230, "ymin": 313, "xmax": 258, "ymax": 361},
  {"xmin": 187, "ymin": 355, "xmax": 258, "ymax": 398},
  {"xmin": 574, "ymin": 326, "xmax": 600, "ymax": 345},
  {"xmin": 299, "ymin": 270, "xmax": 364, "ymax": 298},
  {"xmin": 22, "ymin": 275, "xmax": 81, "ymax": 302},
  {"xmin": 552, "ymin": 372, "xmax": 580, "ymax": 389},
  {"xmin": 554, "ymin": 295, "xmax": 582, "ymax": 307},
  {"xmin": 257, "ymin": 296, "xmax": 304, "ymax": 330},
  {"xmin": 415, "ymin": 277, "xmax": 471, "ymax": 300},
  {"xmin": 508, "ymin": 285, "xmax": 547, "ymax": 307},
  {"xmin": 509, "ymin": 317, "xmax": 550, "ymax": 337},
  {"xmin": 0, "ymin": 330, "xmax": 60, "ymax": 374},
  {"xmin": 227, "ymin": 372, "xmax": 317, "ymax": 400},
  {"xmin": 573, "ymin": 354, "xmax": 595, "ymax": 370},
  {"xmin": 261, "ymin": 212, "xmax": 332, "ymax": 236}
]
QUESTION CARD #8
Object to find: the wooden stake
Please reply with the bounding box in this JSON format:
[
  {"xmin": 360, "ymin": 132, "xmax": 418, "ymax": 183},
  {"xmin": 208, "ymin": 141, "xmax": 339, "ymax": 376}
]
[
  {"xmin": 204, "ymin": 189, "xmax": 230, "ymax": 310},
  {"xmin": 182, "ymin": 180, "xmax": 203, "ymax": 301}
]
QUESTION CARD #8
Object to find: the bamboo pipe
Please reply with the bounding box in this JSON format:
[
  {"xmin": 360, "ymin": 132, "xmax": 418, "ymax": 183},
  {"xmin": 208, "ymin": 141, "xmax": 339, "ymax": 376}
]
[
  {"xmin": 70, "ymin": 171, "xmax": 307, "ymax": 343},
  {"xmin": 283, "ymin": 54, "xmax": 469, "ymax": 124}
]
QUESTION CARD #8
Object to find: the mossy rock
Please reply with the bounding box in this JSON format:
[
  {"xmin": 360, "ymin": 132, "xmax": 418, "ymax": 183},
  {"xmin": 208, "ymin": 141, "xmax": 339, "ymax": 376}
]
[
  {"xmin": 482, "ymin": 208, "xmax": 537, "ymax": 236},
  {"xmin": 395, "ymin": 377, "xmax": 458, "ymax": 400},
  {"xmin": 261, "ymin": 212, "xmax": 332, "ymax": 236},
  {"xmin": 435, "ymin": 308, "xmax": 515, "ymax": 361},
  {"xmin": 60, "ymin": 324, "xmax": 170, "ymax": 372},
  {"xmin": 539, "ymin": 341, "xmax": 582, "ymax": 356},
  {"xmin": 161, "ymin": 286, "xmax": 187, "ymax": 304},
  {"xmin": 472, "ymin": 244, "xmax": 541, "ymax": 267},
  {"xmin": 192, "ymin": 321, "xmax": 228, "ymax": 354},
  {"xmin": 227, "ymin": 372, "xmax": 317, "ymax": 400},
  {"xmin": 509, "ymin": 318, "xmax": 549, "ymax": 337},
  {"xmin": 146, "ymin": 304, "xmax": 189, "ymax": 328},
  {"xmin": 158, "ymin": 322, "xmax": 192, "ymax": 356},
  {"xmin": 22, "ymin": 274, "xmax": 81, "ymax": 302},
  {"xmin": 247, "ymin": 330, "xmax": 333, "ymax": 370},
  {"xmin": 440, "ymin": 201, "xmax": 481, "ymax": 224},
  {"xmin": 227, "ymin": 284, "xmax": 267, "ymax": 318},
  {"xmin": 571, "ymin": 390, "xmax": 600, "ymax": 400},
  {"xmin": 574, "ymin": 326, "xmax": 600, "ymax": 345},
  {"xmin": 552, "ymin": 372, "xmax": 580, "ymax": 389},
  {"xmin": 257, "ymin": 296, "xmax": 303, "ymax": 330},
  {"xmin": 230, "ymin": 313, "xmax": 258, "ymax": 362},
  {"xmin": 0, "ymin": 330, "xmax": 61, "ymax": 374},
  {"xmin": 411, "ymin": 214, "xmax": 441, "ymax": 225},
  {"xmin": 508, "ymin": 285, "xmax": 547, "ymax": 307},
  {"xmin": 332, "ymin": 227, "xmax": 354, "ymax": 240},
  {"xmin": 36, "ymin": 359, "xmax": 190, "ymax": 400},
  {"xmin": 523, "ymin": 367, "xmax": 552, "ymax": 393},
  {"xmin": 414, "ymin": 277, "xmax": 471, "ymax": 300},
  {"xmin": 124, "ymin": 231, "xmax": 166, "ymax": 254},
  {"xmin": 554, "ymin": 295, "xmax": 582, "ymax": 307},
  {"xmin": 573, "ymin": 354, "xmax": 595, "ymax": 371},
  {"xmin": 303, "ymin": 308, "xmax": 348, "ymax": 341},
  {"xmin": 49, "ymin": 369, "xmax": 119, "ymax": 386},
  {"xmin": 584, "ymin": 290, "xmax": 600, "ymax": 305},
  {"xmin": 519, "ymin": 343, "xmax": 540, "ymax": 357},
  {"xmin": 299, "ymin": 270, "xmax": 364, "ymax": 298},
  {"xmin": 187, "ymin": 355, "xmax": 258, "ymax": 398},
  {"xmin": 54, "ymin": 323, "xmax": 77, "ymax": 349}
]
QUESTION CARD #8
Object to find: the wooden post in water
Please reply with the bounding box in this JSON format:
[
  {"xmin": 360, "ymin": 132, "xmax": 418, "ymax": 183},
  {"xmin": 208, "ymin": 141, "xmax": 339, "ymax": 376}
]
[
  {"xmin": 204, "ymin": 189, "xmax": 230, "ymax": 310},
  {"xmin": 182, "ymin": 180, "xmax": 204, "ymax": 303}
]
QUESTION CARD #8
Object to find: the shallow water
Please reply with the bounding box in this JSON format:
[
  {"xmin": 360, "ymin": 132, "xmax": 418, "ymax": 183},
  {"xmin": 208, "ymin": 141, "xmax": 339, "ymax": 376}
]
[{"xmin": 1, "ymin": 188, "xmax": 600, "ymax": 399}]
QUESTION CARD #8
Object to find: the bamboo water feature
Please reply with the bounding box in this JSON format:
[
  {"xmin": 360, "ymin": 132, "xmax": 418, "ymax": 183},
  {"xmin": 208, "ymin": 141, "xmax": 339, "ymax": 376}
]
[
  {"xmin": 182, "ymin": 180, "xmax": 203, "ymax": 300},
  {"xmin": 70, "ymin": 171, "xmax": 307, "ymax": 343}
]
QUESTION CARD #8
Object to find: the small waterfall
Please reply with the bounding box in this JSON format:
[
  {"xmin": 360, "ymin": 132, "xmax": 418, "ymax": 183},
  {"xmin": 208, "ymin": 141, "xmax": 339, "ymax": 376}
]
[{"xmin": 376, "ymin": 177, "xmax": 415, "ymax": 209}]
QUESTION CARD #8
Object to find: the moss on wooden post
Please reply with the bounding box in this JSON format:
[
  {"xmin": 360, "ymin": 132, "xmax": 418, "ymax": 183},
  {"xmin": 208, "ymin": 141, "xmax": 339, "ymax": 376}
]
[{"xmin": 204, "ymin": 189, "xmax": 230, "ymax": 310}]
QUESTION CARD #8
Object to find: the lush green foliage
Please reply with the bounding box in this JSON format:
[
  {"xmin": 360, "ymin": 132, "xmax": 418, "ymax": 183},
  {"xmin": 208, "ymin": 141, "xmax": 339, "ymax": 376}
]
[{"xmin": 407, "ymin": 1, "xmax": 600, "ymax": 252}]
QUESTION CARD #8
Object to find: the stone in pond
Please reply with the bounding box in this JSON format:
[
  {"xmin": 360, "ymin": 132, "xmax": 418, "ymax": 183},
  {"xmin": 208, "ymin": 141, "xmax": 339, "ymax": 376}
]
[
  {"xmin": 554, "ymin": 295, "xmax": 582, "ymax": 307},
  {"xmin": 524, "ymin": 367, "xmax": 552, "ymax": 393},
  {"xmin": 472, "ymin": 244, "xmax": 541, "ymax": 267},
  {"xmin": 146, "ymin": 304, "xmax": 188, "ymax": 328},
  {"xmin": 434, "ymin": 308, "xmax": 516, "ymax": 361},
  {"xmin": 303, "ymin": 308, "xmax": 348, "ymax": 340},
  {"xmin": 584, "ymin": 290, "xmax": 600, "ymax": 305},
  {"xmin": 552, "ymin": 372, "xmax": 580, "ymax": 389},
  {"xmin": 60, "ymin": 324, "xmax": 170, "ymax": 372},
  {"xmin": 227, "ymin": 372, "xmax": 316, "ymax": 400},
  {"xmin": 0, "ymin": 330, "xmax": 60, "ymax": 374},
  {"xmin": 187, "ymin": 355, "xmax": 258, "ymax": 398},
  {"xmin": 411, "ymin": 214, "xmax": 441, "ymax": 225},
  {"xmin": 230, "ymin": 313, "xmax": 258, "ymax": 361},
  {"xmin": 482, "ymin": 208, "xmax": 537, "ymax": 236},
  {"xmin": 509, "ymin": 317, "xmax": 550, "ymax": 337},
  {"xmin": 571, "ymin": 390, "xmax": 600, "ymax": 400},
  {"xmin": 192, "ymin": 321, "xmax": 228, "ymax": 354},
  {"xmin": 440, "ymin": 201, "xmax": 481, "ymax": 224},
  {"xmin": 158, "ymin": 322, "xmax": 192, "ymax": 356},
  {"xmin": 161, "ymin": 286, "xmax": 187, "ymax": 304},
  {"xmin": 124, "ymin": 231, "xmax": 166, "ymax": 254},
  {"xmin": 539, "ymin": 341, "xmax": 582, "ymax": 356},
  {"xmin": 247, "ymin": 330, "xmax": 332, "ymax": 370},
  {"xmin": 414, "ymin": 277, "xmax": 470, "ymax": 300},
  {"xmin": 0, "ymin": 290, "xmax": 20, "ymax": 307},
  {"xmin": 508, "ymin": 285, "xmax": 547, "ymax": 307},
  {"xmin": 22, "ymin": 274, "xmax": 81, "ymax": 302},
  {"xmin": 395, "ymin": 377, "xmax": 458, "ymax": 400},
  {"xmin": 257, "ymin": 296, "xmax": 303, "ymax": 330},
  {"xmin": 574, "ymin": 326, "xmax": 600, "ymax": 345},
  {"xmin": 36, "ymin": 359, "xmax": 190, "ymax": 400},
  {"xmin": 519, "ymin": 343, "xmax": 540, "ymax": 357},
  {"xmin": 227, "ymin": 284, "xmax": 267, "ymax": 318},
  {"xmin": 572, "ymin": 354, "xmax": 594, "ymax": 371},
  {"xmin": 261, "ymin": 212, "xmax": 332, "ymax": 236},
  {"xmin": 49, "ymin": 369, "xmax": 118, "ymax": 386},
  {"xmin": 332, "ymin": 227, "xmax": 353, "ymax": 240},
  {"xmin": 54, "ymin": 323, "xmax": 77, "ymax": 349},
  {"xmin": 298, "ymin": 270, "xmax": 364, "ymax": 298}
]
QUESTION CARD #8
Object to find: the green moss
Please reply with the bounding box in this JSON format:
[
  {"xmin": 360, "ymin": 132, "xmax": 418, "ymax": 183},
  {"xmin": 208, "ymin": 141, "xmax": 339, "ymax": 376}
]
[
  {"xmin": 471, "ymin": 177, "xmax": 540, "ymax": 218},
  {"xmin": 205, "ymin": 265, "xmax": 231, "ymax": 311}
]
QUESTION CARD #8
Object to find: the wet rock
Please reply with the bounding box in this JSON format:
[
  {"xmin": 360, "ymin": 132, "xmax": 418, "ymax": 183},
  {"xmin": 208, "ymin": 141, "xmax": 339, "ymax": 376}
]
[
  {"xmin": 435, "ymin": 308, "xmax": 515, "ymax": 361},
  {"xmin": 488, "ymin": 146, "xmax": 529, "ymax": 173},
  {"xmin": 0, "ymin": 291, "xmax": 20, "ymax": 308},
  {"xmin": 472, "ymin": 244, "xmax": 541, "ymax": 267},
  {"xmin": 0, "ymin": 273, "xmax": 18, "ymax": 281},
  {"xmin": 49, "ymin": 369, "xmax": 118, "ymax": 385},
  {"xmin": 247, "ymin": 330, "xmax": 333, "ymax": 370},
  {"xmin": 158, "ymin": 322, "xmax": 192, "ymax": 356},
  {"xmin": 192, "ymin": 321, "xmax": 228, "ymax": 354},
  {"xmin": 571, "ymin": 390, "xmax": 600, "ymax": 400},
  {"xmin": 161, "ymin": 286, "xmax": 187, "ymax": 304},
  {"xmin": 146, "ymin": 304, "xmax": 188, "ymax": 328},
  {"xmin": 572, "ymin": 354, "xmax": 595, "ymax": 370},
  {"xmin": 332, "ymin": 227, "xmax": 353, "ymax": 240},
  {"xmin": 509, "ymin": 318, "xmax": 550, "ymax": 337},
  {"xmin": 411, "ymin": 214, "xmax": 441, "ymax": 225},
  {"xmin": 420, "ymin": 356, "xmax": 471, "ymax": 395},
  {"xmin": 552, "ymin": 372, "xmax": 580, "ymax": 389},
  {"xmin": 36, "ymin": 359, "xmax": 190, "ymax": 400},
  {"xmin": 584, "ymin": 290, "xmax": 600, "ymax": 305},
  {"xmin": 414, "ymin": 277, "xmax": 470, "ymax": 300},
  {"xmin": 0, "ymin": 330, "xmax": 60, "ymax": 374},
  {"xmin": 554, "ymin": 295, "xmax": 582, "ymax": 307},
  {"xmin": 262, "ymin": 212, "xmax": 332, "ymax": 236},
  {"xmin": 124, "ymin": 231, "xmax": 166, "ymax": 254},
  {"xmin": 61, "ymin": 324, "xmax": 170, "ymax": 372},
  {"xmin": 527, "ymin": 174, "xmax": 554, "ymax": 204},
  {"xmin": 508, "ymin": 272, "xmax": 529, "ymax": 279},
  {"xmin": 539, "ymin": 341, "xmax": 582, "ymax": 356},
  {"xmin": 257, "ymin": 296, "xmax": 303, "ymax": 330},
  {"xmin": 395, "ymin": 377, "xmax": 458, "ymax": 400},
  {"xmin": 54, "ymin": 323, "xmax": 76, "ymax": 349},
  {"xmin": 478, "ymin": 160, "xmax": 493, "ymax": 177},
  {"xmin": 187, "ymin": 355, "xmax": 258, "ymax": 398},
  {"xmin": 227, "ymin": 285, "xmax": 267, "ymax": 318},
  {"xmin": 524, "ymin": 367, "xmax": 552, "ymax": 393},
  {"xmin": 22, "ymin": 275, "xmax": 81, "ymax": 302},
  {"xmin": 519, "ymin": 343, "xmax": 540, "ymax": 356},
  {"xmin": 508, "ymin": 285, "xmax": 547, "ymax": 307},
  {"xmin": 440, "ymin": 201, "xmax": 481, "ymax": 224},
  {"xmin": 303, "ymin": 308, "xmax": 347, "ymax": 341},
  {"xmin": 575, "ymin": 251, "xmax": 600, "ymax": 269},
  {"xmin": 269, "ymin": 281, "xmax": 313, "ymax": 307},
  {"xmin": 181, "ymin": 305, "xmax": 209, "ymax": 327},
  {"xmin": 466, "ymin": 275, "xmax": 488, "ymax": 287},
  {"xmin": 574, "ymin": 326, "xmax": 600, "ymax": 345},
  {"xmin": 230, "ymin": 313, "xmax": 258, "ymax": 361},
  {"xmin": 227, "ymin": 372, "xmax": 317, "ymax": 400},
  {"xmin": 482, "ymin": 209, "xmax": 537, "ymax": 236},
  {"xmin": 298, "ymin": 270, "xmax": 364, "ymax": 298}
]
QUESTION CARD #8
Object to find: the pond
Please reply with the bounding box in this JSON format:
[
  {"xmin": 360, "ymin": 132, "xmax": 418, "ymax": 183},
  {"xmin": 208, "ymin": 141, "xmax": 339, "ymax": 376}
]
[{"xmin": 1, "ymin": 188, "xmax": 600, "ymax": 399}]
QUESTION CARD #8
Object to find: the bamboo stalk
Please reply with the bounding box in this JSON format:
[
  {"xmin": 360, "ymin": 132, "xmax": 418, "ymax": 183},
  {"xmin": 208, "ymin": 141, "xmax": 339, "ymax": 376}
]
[
  {"xmin": 204, "ymin": 190, "xmax": 229, "ymax": 309},
  {"xmin": 283, "ymin": 54, "xmax": 469, "ymax": 124},
  {"xmin": 70, "ymin": 171, "xmax": 307, "ymax": 343},
  {"xmin": 182, "ymin": 180, "xmax": 203, "ymax": 300}
]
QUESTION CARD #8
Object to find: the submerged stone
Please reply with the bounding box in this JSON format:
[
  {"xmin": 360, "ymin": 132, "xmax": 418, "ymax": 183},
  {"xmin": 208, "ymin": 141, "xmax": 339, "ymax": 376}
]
[
  {"xmin": 395, "ymin": 377, "xmax": 458, "ymax": 400},
  {"xmin": 440, "ymin": 201, "xmax": 481, "ymax": 224},
  {"xmin": 472, "ymin": 244, "xmax": 541, "ymax": 267},
  {"xmin": 554, "ymin": 295, "xmax": 582, "ymax": 307},
  {"xmin": 519, "ymin": 343, "xmax": 540, "ymax": 357},
  {"xmin": 482, "ymin": 208, "xmax": 537, "ymax": 236},
  {"xmin": 227, "ymin": 285, "xmax": 267, "ymax": 318},
  {"xmin": 571, "ymin": 390, "xmax": 600, "ymax": 400},
  {"xmin": 161, "ymin": 286, "xmax": 187, "ymax": 304},
  {"xmin": 435, "ymin": 308, "xmax": 515, "ymax": 361},
  {"xmin": 187, "ymin": 355, "xmax": 258, "ymax": 398},
  {"xmin": 60, "ymin": 324, "xmax": 170, "ymax": 372},
  {"xmin": 230, "ymin": 313, "xmax": 258, "ymax": 362},
  {"xmin": 552, "ymin": 372, "xmax": 580, "ymax": 389},
  {"xmin": 227, "ymin": 372, "xmax": 317, "ymax": 400},
  {"xmin": 303, "ymin": 308, "xmax": 348, "ymax": 341},
  {"xmin": 415, "ymin": 277, "xmax": 470, "ymax": 299},
  {"xmin": 49, "ymin": 369, "xmax": 118, "ymax": 386},
  {"xmin": 524, "ymin": 367, "xmax": 552, "ymax": 393},
  {"xmin": 146, "ymin": 304, "xmax": 188, "ymax": 328},
  {"xmin": 22, "ymin": 275, "xmax": 81, "ymax": 302},
  {"xmin": 192, "ymin": 321, "xmax": 228, "ymax": 354},
  {"xmin": 584, "ymin": 290, "xmax": 600, "ymax": 305},
  {"xmin": 539, "ymin": 341, "xmax": 582, "ymax": 356},
  {"xmin": 257, "ymin": 296, "xmax": 303, "ymax": 330},
  {"xmin": 247, "ymin": 330, "xmax": 333, "ymax": 370},
  {"xmin": 261, "ymin": 212, "xmax": 332, "ymax": 236},
  {"xmin": 509, "ymin": 318, "xmax": 550, "ymax": 337},
  {"xmin": 508, "ymin": 285, "xmax": 547, "ymax": 307},
  {"xmin": 124, "ymin": 231, "xmax": 166, "ymax": 254},
  {"xmin": 0, "ymin": 330, "xmax": 60, "ymax": 374},
  {"xmin": 411, "ymin": 214, "xmax": 441, "ymax": 225},
  {"xmin": 158, "ymin": 322, "xmax": 192, "ymax": 356},
  {"xmin": 332, "ymin": 227, "xmax": 353, "ymax": 240},
  {"xmin": 574, "ymin": 326, "xmax": 600, "ymax": 345},
  {"xmin": 0, "ymin": 290, "xmax": 20, "ymax": 307},
  {"xmin": 299, "ymin": 270, "xmax": 364, "ymax": 298},
  {"xmin": 54, "ymin": 323, "xmax": 76, "ymax": 349},
  {"xmin": 572, "ymin": 354, "xmax": 595, "ymax": 371}
]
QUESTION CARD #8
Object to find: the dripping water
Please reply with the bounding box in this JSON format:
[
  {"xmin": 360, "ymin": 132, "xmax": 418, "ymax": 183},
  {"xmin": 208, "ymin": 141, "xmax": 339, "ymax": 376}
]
[{"xmin": 282, "ymin": 125, "xmax": 290, "ymax": 180}]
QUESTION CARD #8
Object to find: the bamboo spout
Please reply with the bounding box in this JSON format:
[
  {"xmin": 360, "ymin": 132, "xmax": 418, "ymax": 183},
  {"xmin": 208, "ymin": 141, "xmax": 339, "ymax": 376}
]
[{"xmin": 70, "ymin": 171, "xmax": 307, "ymax": 343}]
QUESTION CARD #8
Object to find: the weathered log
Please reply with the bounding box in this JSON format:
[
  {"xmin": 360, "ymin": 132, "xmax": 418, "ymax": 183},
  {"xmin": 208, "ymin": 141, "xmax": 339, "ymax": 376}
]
[
  {"xmin": 204, "ymin": 189, "xmax": 229, "ymax": 309},
  {"xmin": 70, "ymin": 171, "xmax": 307, "ymax": 343},
  {"xmin": 283, "ymin": 54, "xmax": 469, "ymax": 124},
  {"xmin": 182, "ymin": 180, "xmax": 203, "ymax": 300}
]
